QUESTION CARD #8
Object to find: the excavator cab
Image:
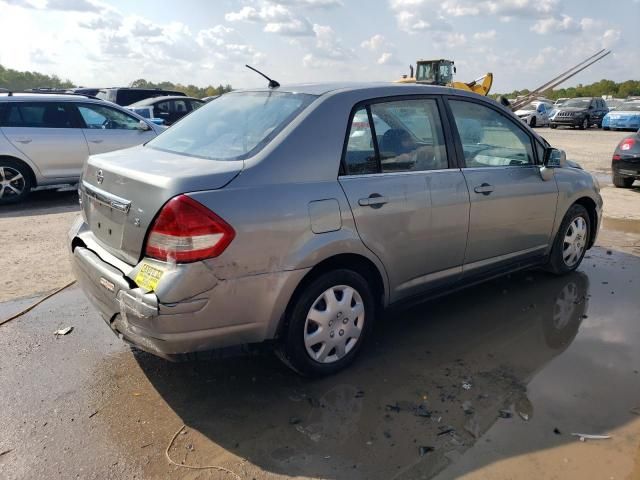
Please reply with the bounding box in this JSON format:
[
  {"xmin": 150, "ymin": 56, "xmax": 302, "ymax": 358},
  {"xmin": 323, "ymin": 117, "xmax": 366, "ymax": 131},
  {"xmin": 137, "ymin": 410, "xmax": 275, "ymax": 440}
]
[{"xmin": 415, "ymin": 59, "xmax": 456, "ymax": 85}]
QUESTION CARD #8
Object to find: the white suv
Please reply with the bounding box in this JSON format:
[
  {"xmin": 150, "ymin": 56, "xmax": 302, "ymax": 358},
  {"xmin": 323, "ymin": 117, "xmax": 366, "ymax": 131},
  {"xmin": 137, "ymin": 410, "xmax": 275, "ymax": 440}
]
[{"xmin": 0, "ymin": 93, "xmax": 161, "ymax": 204}]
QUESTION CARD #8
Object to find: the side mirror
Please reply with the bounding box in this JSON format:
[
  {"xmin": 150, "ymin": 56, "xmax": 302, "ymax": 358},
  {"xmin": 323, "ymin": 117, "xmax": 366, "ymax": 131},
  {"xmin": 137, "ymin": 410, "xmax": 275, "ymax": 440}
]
[
  {"xmin": 138, "ymin": 120, "xmax": 151, "ymax": 131},
  {"xmin": 543, "ymin": 147, "xmax": 567, "ymax": 168}
]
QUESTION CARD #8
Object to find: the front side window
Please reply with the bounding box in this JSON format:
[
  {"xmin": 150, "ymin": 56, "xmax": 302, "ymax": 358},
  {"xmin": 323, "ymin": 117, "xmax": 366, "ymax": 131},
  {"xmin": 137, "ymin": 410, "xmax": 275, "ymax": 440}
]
[
  {"xmin": 78, "ymin": 104, "xmax": 141, "ymax": 130},
  {"xmin": 0, "ymin": 102, "xmax": 75, "ymax": 128},
  {"xmin": 449, "ymin": 99, "xmax": 534, "ymax": 168},
  {"xmin": 147, "ymin": 91, "xmax": 315, "ymax": 161},
  {"xmin": 172, "ymin": 99, "xmax": 189, "ymax": 113}
]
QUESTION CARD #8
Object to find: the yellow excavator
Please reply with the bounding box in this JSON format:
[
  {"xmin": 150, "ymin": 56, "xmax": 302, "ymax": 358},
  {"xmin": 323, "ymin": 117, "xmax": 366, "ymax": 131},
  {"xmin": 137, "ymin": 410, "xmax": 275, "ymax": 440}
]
[{"xmin": 396, "ymin": 59, "xmax": 494, "ymax": 96}]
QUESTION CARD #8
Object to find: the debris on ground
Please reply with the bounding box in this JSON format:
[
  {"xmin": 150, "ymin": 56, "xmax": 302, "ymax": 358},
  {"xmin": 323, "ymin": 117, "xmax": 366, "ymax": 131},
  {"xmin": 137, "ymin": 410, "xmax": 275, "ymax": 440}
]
[
  {"xmin": 0, "ymin": 449, "xmax": 13, "ymax": 457},
  {"xmin": 498, "ymin": 409, "xmax": 512, "ymax": 419},
  {"xmin": 419, "ymin": 446, "xmax": 435, "ymax": 456},
  {"xmin": 385, "ymin": 403, "xmax": 401, "ymax": 413},
  {"xmin": 289, "ymin": 416, "xmax": 301, "ymax": 425},
  {"xmin": 462, "ymin": 401, "xmax": 474, "ymax": 415},
  {"xmin": 553, "ymin": 428, "xmax": 562, "ymax": 435},
  {"xmin": 518, "ymin": 411, "xmax": 530, "ymax": 421},
  {"xmin": 464, "ymin": 417, "xmax": 480, "ymax": 438},
  {"xmin": 462, "ymin": 381, "xmax": 472, "ymax": 390},
  {"xmin": 89, "ymin": 410, "xmax": 99, "ymax": 419},
  {"xmin": 437, "ymin": 426, "xmax": 455, "ymax": 436},
  {"xmin": 414, "ymin": 404, "xmax": 431, "ymax": 418},
  {"xmin": 571, "ymin": 433, "xmax": 612, "ymax": 442},
  {"xmin": 54, "ymin": 326, "xmax": 73, "ymax": 337}
]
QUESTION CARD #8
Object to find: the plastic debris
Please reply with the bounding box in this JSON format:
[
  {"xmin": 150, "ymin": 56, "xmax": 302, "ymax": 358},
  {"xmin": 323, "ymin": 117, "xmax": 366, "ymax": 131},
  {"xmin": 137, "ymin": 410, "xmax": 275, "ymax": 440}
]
[
  {"xmin": 553, "ymin": 428, "xmax": 562, "ymax": 435},
  {"xmin": 54, "ymin": 326, "xmax": 73, "ymax": 337},
  {"xmin": 571, "ymin": 433, "xmax": 611, "ymax": 442},
  {"xmin": 419, "ymin": 446, "xmax": 435, "ymax": 456},
  {"xmin": 518, "ymin": 411, "xmax": 530, "ymax": 422},
  {"xmin": 462, "ymin": 401, "xmax": 474, "ymax": 415},
  {"xmin": 462, "ymin": 382, "xmax": 472, "ymax": 390},
  {"xmin": 498, "ymin": 409, "xmax": 512, "ymax": 419},
  {"xmin": 437, "ymin": 426, "xmax": 455, "ymax": 436}
]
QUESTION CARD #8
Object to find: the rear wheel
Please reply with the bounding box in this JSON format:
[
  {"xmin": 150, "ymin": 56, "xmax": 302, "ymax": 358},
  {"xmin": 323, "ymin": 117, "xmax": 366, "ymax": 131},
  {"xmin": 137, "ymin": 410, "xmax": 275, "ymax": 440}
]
[
  {"xmin": 546, "ymin": 204, "xmax": 590, "ymax": 275},
  {"xmin": 277, "ymin": 269, "xmax": 375, "ymax": 376},
  {"xmin": 0, "ymin": 159, "xmax": 32, "ymax": 205},
  {"xmin": 550, "ymin": 123, "xmax": 557, "ymax": 129},
  {"xmin": 613, "ymin": 175, "xmax": 635, "ymax": 188}
]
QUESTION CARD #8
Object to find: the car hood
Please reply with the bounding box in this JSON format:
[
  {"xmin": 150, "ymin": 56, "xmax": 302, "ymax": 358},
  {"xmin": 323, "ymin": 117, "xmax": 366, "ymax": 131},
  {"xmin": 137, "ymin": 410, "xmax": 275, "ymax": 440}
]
[
  {"xmin": 516, "ymin": 109, "xmax": 535, "ymax": 115},
  {"xmin": 606, "ymin": 110, "xmax": 640, "ymax": 116},
  {"xmin": 557, "ymin": 107, "xmax": 588, "ymax": 113}
]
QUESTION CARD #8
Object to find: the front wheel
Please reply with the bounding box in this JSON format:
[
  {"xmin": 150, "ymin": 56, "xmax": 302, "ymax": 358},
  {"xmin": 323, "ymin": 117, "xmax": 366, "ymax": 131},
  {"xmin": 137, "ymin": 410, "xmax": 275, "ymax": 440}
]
[
  {"xmin": 277, "ymin": 269, "xmax": 375, "ymax": 376},
  {"xmin": 529, "ymin": 116, "xmax": 537, "ymax": 128},
  {"xmin": 550, "ymin": 123, "xmax": 558, "ymax": 129},
  {"xmin": 579, "ymin": 117, "xmax": 589, "ymax": 130},
  {"xmin": 545, "ymin": 204, "xmax": 591, "ymax": 275}
]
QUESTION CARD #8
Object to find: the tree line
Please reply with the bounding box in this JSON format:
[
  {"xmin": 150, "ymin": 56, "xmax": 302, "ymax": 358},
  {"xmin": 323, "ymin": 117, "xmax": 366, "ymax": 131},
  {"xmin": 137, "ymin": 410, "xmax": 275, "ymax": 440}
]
[
  {"xmin": 0, "ymin": 64, "xmax": 232, "ymax": 98},
  {"xmin": 493, "ymin": 79, "xmax": 640, "ymax": 100}
]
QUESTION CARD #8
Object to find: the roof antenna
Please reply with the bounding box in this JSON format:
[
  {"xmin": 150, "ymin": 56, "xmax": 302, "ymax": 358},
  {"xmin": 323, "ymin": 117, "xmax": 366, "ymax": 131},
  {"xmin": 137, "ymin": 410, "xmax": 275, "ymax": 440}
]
[{"xmin": 245, "ymin": 64, "xmax": 280, "ymax": 89}]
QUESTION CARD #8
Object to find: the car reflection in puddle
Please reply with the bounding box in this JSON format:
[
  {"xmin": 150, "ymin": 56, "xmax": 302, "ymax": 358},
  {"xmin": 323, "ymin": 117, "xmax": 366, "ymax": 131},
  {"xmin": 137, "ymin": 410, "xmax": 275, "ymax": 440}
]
[{"xmin": 134, "ymin": 270, "xmax": 589, "ymax": 479}]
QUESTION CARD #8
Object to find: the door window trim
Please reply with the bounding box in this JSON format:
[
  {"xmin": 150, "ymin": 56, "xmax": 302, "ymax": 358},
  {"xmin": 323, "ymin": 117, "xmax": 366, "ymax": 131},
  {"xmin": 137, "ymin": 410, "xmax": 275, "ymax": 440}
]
[
  {"xmin": 443, "ymin": 95, "xmax": 544, "ymax": 168},
  {"xmin": 339, "ymin": 94, "xmax": 461, "ymax": 178}
]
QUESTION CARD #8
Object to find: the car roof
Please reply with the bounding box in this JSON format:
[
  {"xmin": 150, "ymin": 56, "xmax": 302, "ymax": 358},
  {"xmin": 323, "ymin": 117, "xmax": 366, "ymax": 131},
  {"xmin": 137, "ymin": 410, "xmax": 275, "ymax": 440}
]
[
  {"xmin": 129, "ymin": 96, "xmax": 203, "ymax": 106},
  {"xmin": 0, "ymin": 93, "xmax": 104, "ymax": 102},
  {"xmin": 233, "ymin": 81, "xmax": 462, "ymax": 97}
]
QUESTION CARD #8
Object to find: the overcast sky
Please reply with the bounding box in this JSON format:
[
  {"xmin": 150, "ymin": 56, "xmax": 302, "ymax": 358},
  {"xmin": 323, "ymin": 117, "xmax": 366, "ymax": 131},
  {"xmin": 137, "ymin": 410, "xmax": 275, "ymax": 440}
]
[{"xmin": 1, "ymin": 0, "xmax": 638, "ymax": 92}]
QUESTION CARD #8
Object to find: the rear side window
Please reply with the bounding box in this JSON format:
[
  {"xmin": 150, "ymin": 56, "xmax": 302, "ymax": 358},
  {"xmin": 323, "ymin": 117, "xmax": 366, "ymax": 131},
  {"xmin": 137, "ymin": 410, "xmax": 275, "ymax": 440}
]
[
  {"xmin": 0, "ymin": 102, "xmax": 76, "ymax": 128},
  {"xmin": 343, "ymin": 98, "xmax": 448, "ymax": 175},
  {"xmin": 147, "ymin": 91, "xmax": 315, "ymax": 161},
  {"xmin": 449, "ymin": 99, "xmax": 534, "ymax": 167}
]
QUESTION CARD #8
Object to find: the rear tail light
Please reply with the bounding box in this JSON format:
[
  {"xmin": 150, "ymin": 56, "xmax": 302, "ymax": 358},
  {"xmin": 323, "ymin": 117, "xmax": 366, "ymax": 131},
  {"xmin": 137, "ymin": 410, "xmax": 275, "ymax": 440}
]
[
  {"xmin": 145, "ymin": 195, "xmax": 235, "ymax": 263},
  {"xmin": 620, "ymin": 138, "xmax": 636, "ymax": 151},
  {"xmin": 612, "ymin": 154, "xmax": 621, "ymax": 161}
]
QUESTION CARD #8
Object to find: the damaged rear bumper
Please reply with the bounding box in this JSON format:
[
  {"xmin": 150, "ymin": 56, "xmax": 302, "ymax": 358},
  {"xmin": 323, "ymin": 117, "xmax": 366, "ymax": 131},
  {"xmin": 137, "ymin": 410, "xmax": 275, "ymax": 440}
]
[{"xmin": 70, "ymin": 222, "xmax": 309, "ymax": 360}]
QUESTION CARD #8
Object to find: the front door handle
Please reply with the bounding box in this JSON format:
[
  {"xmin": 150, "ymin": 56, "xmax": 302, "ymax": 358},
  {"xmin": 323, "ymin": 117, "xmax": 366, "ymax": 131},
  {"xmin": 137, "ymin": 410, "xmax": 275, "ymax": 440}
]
[
  {"xmin": 358, "ymin": 194, "xmax": 388, "ymax": 208},
  {"xmin": 89, "ymin": 139, "xmax": 103, "ymax": 144},
  {"xmin": 13, "ymin": 137, "xmax": 32, "ymax": 144},
  {"xmin": 473, "ymin": 183, "xmax": 494, "ymax": 195}
]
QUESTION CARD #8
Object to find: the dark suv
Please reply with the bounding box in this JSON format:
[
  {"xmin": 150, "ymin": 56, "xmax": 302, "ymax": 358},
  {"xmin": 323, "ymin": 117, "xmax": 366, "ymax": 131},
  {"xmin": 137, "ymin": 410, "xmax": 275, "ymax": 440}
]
[
  {"xmin": 96, "ymin": 88, "xmax": 186, "ymax": 106},
  {"xmin": 550, "ymin": 97, "xmax": 608, "ymax": 130}
]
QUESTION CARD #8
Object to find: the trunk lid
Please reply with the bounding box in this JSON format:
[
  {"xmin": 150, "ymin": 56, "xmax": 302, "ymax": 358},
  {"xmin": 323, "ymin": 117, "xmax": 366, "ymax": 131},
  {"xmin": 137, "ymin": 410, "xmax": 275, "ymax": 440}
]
[{"xmin": 80, "ymin": 145, "xmax": 242, "ymax": 265}]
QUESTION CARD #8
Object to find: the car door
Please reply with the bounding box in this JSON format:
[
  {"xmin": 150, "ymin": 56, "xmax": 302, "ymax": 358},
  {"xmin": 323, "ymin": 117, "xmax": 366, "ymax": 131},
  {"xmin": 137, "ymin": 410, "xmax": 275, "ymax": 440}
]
[
  {"xmin": 592, "ymin": 99, "xmax": 607, "ymax": 125},
  {"xmin": 153, "ymin": 100, "xmax": 172, "ymax": 125},
  {"xmin": 446, "ymin": 97, "xmax": 559, "ymax": 275},
  {"xmin": 339, "ymin": 97, "xmax": 470, "ymax": 302},
  {"xmin": 0, "ymin": 101, "xmax": 88, "ymax": 179},
  {"xmin": 169, "ymin": 98, "xmax": 190, "ymax": 124},
  {"xmin": 537, "ymin": 103, "xmax": 549, "ymax": 125},
  {"xmin": 77, "ymin": 103, "xmax": 156, "ymax": 155}
]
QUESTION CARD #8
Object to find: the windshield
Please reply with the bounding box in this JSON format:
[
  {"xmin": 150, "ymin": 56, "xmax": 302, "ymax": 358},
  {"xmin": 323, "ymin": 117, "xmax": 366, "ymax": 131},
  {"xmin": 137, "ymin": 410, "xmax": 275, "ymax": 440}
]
[
  {"xmin": 147, "ymin": 91, "xmax": 315, "ymax": 161},
  {"xmin": 563, "ymin": 98, "xmax": 591, "ymax": 108},
  {"xmin": 521, "ymin": 103, "xmax": 539, "ymax": 111}
]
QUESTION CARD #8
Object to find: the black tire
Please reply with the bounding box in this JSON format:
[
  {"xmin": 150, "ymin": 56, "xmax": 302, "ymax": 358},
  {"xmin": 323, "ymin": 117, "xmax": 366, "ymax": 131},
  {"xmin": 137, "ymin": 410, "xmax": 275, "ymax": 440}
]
[
  {"xmin": 276, "ymin": 269, "xmax": 375, "ymax": 376},
  {"xmin": 578, "ymin": 117, "xmax": 589, "ymax": 130},
  {"xmin": 529, "ymin": 116, "xmax": 537, "ymax": 128},
  {"xmin": 603, "ymin": 126, "xmax": 610, "ymax": 131},
  {"xmin": 550, "ymin": 123, "xmax": 557, "ymax": 129},
  {"xmin": 0, "ymin": 158, "xmax": 32, "ymax": 205},
  {"xmin": 613, "ymin": 175, "xmax": 634, "ymax": 188},
  {"xmin": 545, "ymin": 204, "xmax": 591, "ymax": 275}
]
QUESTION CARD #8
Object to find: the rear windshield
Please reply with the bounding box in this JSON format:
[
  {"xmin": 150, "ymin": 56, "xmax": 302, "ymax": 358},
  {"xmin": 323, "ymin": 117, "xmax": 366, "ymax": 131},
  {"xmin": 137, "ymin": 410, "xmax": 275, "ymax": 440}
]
[
  {"xmin": 617, "ymin": 102, "xmax": 640, "ymax": 112},
  {"xmin": 147, "ymin": 91, "xmax": 315, "ymax": 161}
]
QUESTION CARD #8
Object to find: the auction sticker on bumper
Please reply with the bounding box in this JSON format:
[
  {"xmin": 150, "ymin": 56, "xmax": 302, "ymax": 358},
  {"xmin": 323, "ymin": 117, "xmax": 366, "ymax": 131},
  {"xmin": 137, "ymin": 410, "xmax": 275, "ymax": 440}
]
[{"xmin": 135, "ymin": 263, "xmax": 165, "ymax": 292}]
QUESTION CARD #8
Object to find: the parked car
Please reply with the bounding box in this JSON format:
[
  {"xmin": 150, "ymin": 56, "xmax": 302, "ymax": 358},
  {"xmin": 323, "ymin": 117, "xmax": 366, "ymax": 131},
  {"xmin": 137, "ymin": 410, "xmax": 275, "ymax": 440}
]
[
  {"xmin": 602, "ymin": 101, "xmax": 640, "ymax": 131},
  {"xmin": 611, "ymin": 129, "xmax": 640, "ymax": 188},
  {"xmin": 127, "ymin": 96, "xmax": 205, "ymax": 126},
  {"xmin": 125, "ymin": 106, "xmax": 166, "ymax": 126},
  {"xmin": 67, "ymin": 87, "xmax": 102, "ymax": 97},
  {"xmin": 549, "ymin": 97, "xmax": 608, "ymax": 129},
  {"xmin": 70, "ymin": 83, "xmax": 602, "ymax": 376},
  {"xmin": 554, "ymin": 98, "xmax": 569, "ymax": 106},
  {"xmin": 95, "ymin": 88, "xmax": 186, "ymax": 106},
  {"xmin": 0, "ymin": 93, "xmax": 162, "ymax": 204},
  {"xmin": 515, "ymin": 101, "xmax": 552, "ymax": 127},
  {"xmin": 202, "ymin": 95, "xmax": 220, "ymax": 102}
]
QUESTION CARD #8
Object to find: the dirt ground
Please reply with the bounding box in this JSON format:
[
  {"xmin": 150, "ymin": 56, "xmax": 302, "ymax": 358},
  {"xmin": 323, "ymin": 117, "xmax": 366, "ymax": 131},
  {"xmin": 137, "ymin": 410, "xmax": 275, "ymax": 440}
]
[{"xmin": 0, "ymin": 128, "xmax": 638, "ymax": 302}]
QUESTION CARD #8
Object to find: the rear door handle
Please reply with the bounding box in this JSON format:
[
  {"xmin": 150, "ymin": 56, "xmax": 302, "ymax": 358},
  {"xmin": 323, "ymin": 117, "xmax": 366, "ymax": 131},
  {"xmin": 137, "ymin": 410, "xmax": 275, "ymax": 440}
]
[
  {"xmin": 13, "ymin": 137, "xmax": 32, "ymax": 144},
  {"xmin": 358, "ymin": 194, "xmax": 388, "ymax": 207},
  {"xmin": 89, "ymin": 139, "xmax": 103, "ymax": 144},
  {"xmin": 473, "ymin": 183, "xmax": 494, "ymax": 195}
]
